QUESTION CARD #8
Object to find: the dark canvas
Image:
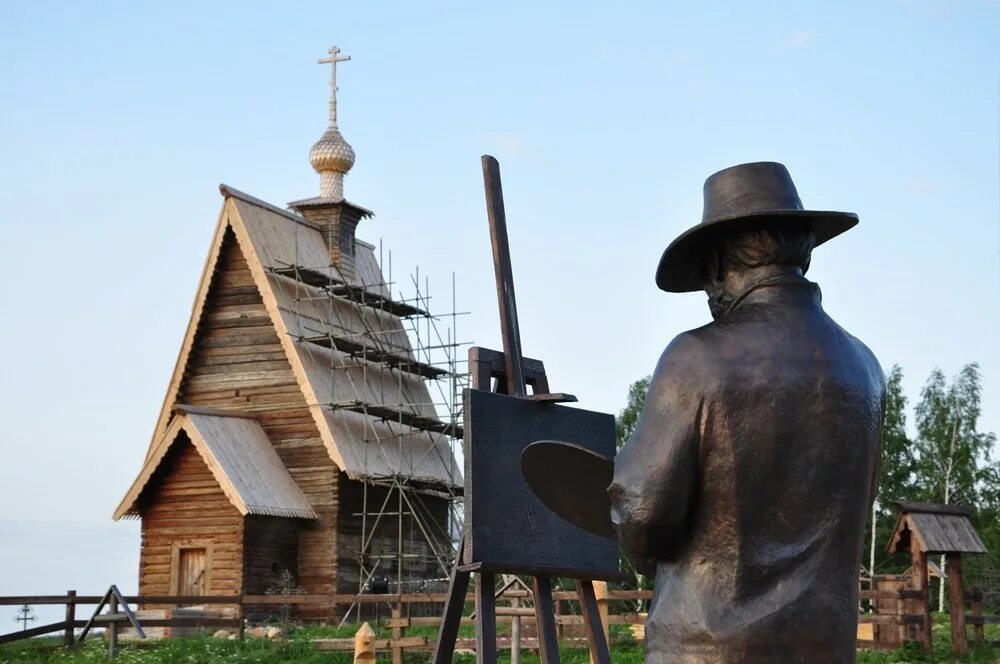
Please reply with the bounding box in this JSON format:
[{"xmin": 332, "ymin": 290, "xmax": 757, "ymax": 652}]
[{"xmin": 462, "ymin": 390, "xmax": 619, "ymax": 579}]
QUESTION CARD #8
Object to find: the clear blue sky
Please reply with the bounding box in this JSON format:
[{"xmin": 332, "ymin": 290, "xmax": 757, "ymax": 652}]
[{"xmin": 0, "ymin": 1, "xmax": 997, "ymax": 610}]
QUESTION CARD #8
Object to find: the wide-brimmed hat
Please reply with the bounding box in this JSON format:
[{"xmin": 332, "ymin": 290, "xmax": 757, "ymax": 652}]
[{"xmin": 655, "ymin": 162, "xmax": 858, "ymax": 293}]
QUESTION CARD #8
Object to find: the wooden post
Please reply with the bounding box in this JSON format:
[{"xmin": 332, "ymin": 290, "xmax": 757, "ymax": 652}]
[
  {"xmin": 532, "ymin": 576, "xmax": 560, "ymax": 664},
  {"xmin": 578, "ymin": 580, "xmax": 611, "ymax": 664},
  {"xmin": 108, "ymin": 592, "xmax": 120, "ymax": 659},
  {"xmin": 432, "ymin": 542, "xmax": 471, "ymax": 664},
  {"xmin": 510, "ymin": 595, "xmax": 522, "ymax": 664},
  {"xmin": 237, "ymin": 596, "xmax": 246, "ymax": 641},
  {"xmin": 911, "ymin": 548, "xmax": 932, "ymax": 651},
  {"xmin": 587, "ymin": 581, "xmax": 610, "ymax": 664},
  {"xmin": 554, "ymin": 594, "xmax": 563, "ymax": 643},
  {"xmin": 481, "ymin": 155, "xmax": 526, "ymax": 397},
  {"xmin": 64, "ymin": 590, "xmax": 76, "ymax": 648},
  {"xmin": 595, "ymin": 581, "xmax": 610, "ymax": 646},
  {"xmin": 476, "ymin": 572, "xmax": 498, "ymax": 664},
  {"xmin": 971, "ymin": 589, "xmax": 984, "ymax": 643},
  {"xmin": 896, "ymin": 585, "xmax": 907, "ymax": 646},
  {"xmin": 391, "ymin": 602, "xmax": 404, "ymax": 664},
  {"xmin": 355, "ymin": 622, "xmax": 376, "ymax": 664},
  {"xmin": 947, "ymin": 552, "xmax": 966, "ymax": 655}
]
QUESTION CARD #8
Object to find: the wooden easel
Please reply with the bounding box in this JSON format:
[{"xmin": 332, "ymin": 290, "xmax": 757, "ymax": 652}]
[{"xmin": 432, "ymin": 157, "xmax": 612, "ymax": 664}]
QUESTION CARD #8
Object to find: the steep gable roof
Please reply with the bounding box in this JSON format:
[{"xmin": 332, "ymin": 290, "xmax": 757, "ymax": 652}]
[
  {"xmin": 131, "ymin": 185, "xmax": 461, "ymax": 499},
  {"xmin": 886, "ymin": 502, "xmax": 987, "ymax": 555},
  {"xmin": 115, "ymin": 407, "xmax": 317, "ymax": 520}
]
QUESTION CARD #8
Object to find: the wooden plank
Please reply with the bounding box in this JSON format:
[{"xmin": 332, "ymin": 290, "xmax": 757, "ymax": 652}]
[
  {"xmin": 134, "ymin": 618, "xmax": 242, "ymax": 628},
  {"xmin": 241, "ymin": 594, "xmax": 327, "ymax": 605},
  {"xmin": 859, "ymin": 615, "xmax": 914, "ymax": 625},
  {"xmin": 495, "ymin": 607, "xmax": 535, "ymax": 617},
  {"xmin": 92, "ymin": 614, "xmax": 132, "ymax": 623},
  {"xmin": 458, "ymin": 637, "xmax": 588, "ymax": 651},
  {"xmin": 313, "ymin": 636, "xmax": 427, "ymax": 652},
  {"xmin": 0, "ymin": 621, "xmax": 69, "ymax": 645},
  {"xmin": 858, "ymin": 589, "xmax": 923, "ymax": 601},
  {"xmin": 604, "ymin": 590, "xmax": 653, "ymax": 601},
  {"xmin": 385, "ymin": 617, "xmax": 411, "ymax": 628},
  {"xmin": 0, "ymin": 595, "xmax": 103, "ymax": 606}
]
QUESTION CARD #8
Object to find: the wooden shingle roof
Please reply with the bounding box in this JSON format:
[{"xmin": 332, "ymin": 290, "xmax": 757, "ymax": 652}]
[
  {"xmin": 114, "ymin": 408, "xmax": 318, "ymax": 520},
  {"xmin": 127, "ymin": 184, "xmax": 461, "ymax": 497},
  {"xmin": 886, "ymin": 501, "xmax": 987, "ymax": 555}
]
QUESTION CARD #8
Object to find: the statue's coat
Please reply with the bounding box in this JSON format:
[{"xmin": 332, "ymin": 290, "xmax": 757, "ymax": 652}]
[{"xmin": 610, "ymin": 276, "xmax": 885, "ymax": 664}]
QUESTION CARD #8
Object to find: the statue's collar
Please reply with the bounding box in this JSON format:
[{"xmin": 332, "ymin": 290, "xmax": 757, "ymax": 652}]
[{"xmin": 725, "ymin": 272, "xmax": 821, "ymax": 316}]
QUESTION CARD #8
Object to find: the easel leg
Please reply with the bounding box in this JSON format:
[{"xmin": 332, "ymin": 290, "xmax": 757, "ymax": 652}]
[
  {"xmin": 532, "ymin": 576, "xmax": 561, "ymax": 664},
  {"xmin": 476, "ymin": 572, "xmax": 498, "ymax": 664},
  {"xmin": 578, "ymin": 580, "xmax": 612, "ymax": 664},
  {"xmin": 433, "ymin": 559, "xmax": 471, "ymax": 664}
]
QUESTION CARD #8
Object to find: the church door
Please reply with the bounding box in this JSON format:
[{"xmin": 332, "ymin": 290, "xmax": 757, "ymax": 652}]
[{"xmin": 178, "ymin": 547, "xmax": 207, "ymax": 597}]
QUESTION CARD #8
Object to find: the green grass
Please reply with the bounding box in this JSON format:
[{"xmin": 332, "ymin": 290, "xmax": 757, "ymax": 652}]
[
  {"xmin": 854, "ymin": 612, "xmax": 1000, "ymax": 664},
  {"xmin": 0, "ymin": 616, "xmax": 994, "ymax": 663},
  {"xmin": 0, "ymin": 636, "xmax": 350, "ymax": 663}
]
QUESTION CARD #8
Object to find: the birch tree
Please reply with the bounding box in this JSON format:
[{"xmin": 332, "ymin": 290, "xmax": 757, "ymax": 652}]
[{"xmin": 914, "ymin": 363, "xmax": 997, "ymax": 611}]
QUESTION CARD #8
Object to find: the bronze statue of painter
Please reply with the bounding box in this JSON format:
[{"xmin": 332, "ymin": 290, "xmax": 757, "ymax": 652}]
[{"xmin": 609, "ymin": 162, "xmax": 885, "ymax": 663}]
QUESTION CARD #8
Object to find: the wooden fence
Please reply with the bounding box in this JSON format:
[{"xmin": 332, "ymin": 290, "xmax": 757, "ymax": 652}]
[
  {"xmin": 965, "ymin": 589, "xmax": 1000, "ymax": 650},
  {"xmin": 0, "ymin": 591, "xmax": 255, "ymax": 647},
  {"xmin": 856, "ymin": 586, "xmax": 929, "ymax": 650},
  {"xmin": 0, "ymin": 587, "xmax": 650, "ymax": 657},
  {"xmin": 856, "ymin": 584, "xmax": 1000, "ymax": 655},
  {"xmin": 9, "ymin": 586, "xmax": 977, "ymax": 658}
]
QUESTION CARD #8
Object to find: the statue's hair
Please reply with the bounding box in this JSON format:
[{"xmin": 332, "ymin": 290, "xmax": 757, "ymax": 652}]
[{"xmin": 717, "ymin": 221, "xmax": 816, "ymax": 275}]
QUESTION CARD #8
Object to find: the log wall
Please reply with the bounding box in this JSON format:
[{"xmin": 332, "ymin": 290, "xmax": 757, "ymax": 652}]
[
  {"xmin": 174, "ymin": 228, "xmax": 339, "ymax": 619},
  {"xmin": 243, "ymin": 516, "xmax": 300, "ymax": 596},
  {"xmin": 138, "ymin": 435, "xmax": 244, "ymax": 604}
]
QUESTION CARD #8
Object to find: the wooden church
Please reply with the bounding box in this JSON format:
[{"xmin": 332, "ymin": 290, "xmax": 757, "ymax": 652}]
[{"xmin": 113, "ymin": 48, "xmax": 462, "ymax": 619}]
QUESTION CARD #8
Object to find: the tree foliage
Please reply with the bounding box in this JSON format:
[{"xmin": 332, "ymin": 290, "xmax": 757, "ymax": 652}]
[
  {"xmin": 864, "ymin": 365, "xmax": 916, "ymax": 574},
  {"xmin": 614, "ymin": 375, "xmax": 653, "ymax": 602},
  {"xmin": 880, "ymin": 365, "xmax": 917, "ymax": 505},
  {"xmin": 914, "ymin": 364, "xmax": 997, "ymax": 507},
  {"xmin": 616, "ymin": 376, "xmax": 651, "ymax": 449}
]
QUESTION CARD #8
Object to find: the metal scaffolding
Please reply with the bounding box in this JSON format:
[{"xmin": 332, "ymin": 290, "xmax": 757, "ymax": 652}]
[{"xmin": 273, "ymin": 213, "xmax": 469, "ymax": 619}]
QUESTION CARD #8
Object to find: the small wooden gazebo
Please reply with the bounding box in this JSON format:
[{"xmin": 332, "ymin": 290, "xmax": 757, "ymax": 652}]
[{"xmin": 886, "ymin": 501, "xmax": 987, "ymax": 653}]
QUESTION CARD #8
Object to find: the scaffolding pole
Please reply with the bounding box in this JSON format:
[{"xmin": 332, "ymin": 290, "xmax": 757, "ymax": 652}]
[{"xmin": 283, "ymin": 212, "xmax": 468, "ymax": 622}]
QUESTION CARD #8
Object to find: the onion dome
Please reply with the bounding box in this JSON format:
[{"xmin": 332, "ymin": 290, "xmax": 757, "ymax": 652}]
[
  {"xmin": 310, "ymin": 46, "xmax": 355, "ymax": 200},
  {"xmin": 309, "ymin": 127, "xmax": 356, "ymax": 175}
]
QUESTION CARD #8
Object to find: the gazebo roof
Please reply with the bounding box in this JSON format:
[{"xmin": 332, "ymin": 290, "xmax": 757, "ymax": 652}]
[{"xmin": 886, "ymin": 501, "xmax": 987, "ymax": 555}]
